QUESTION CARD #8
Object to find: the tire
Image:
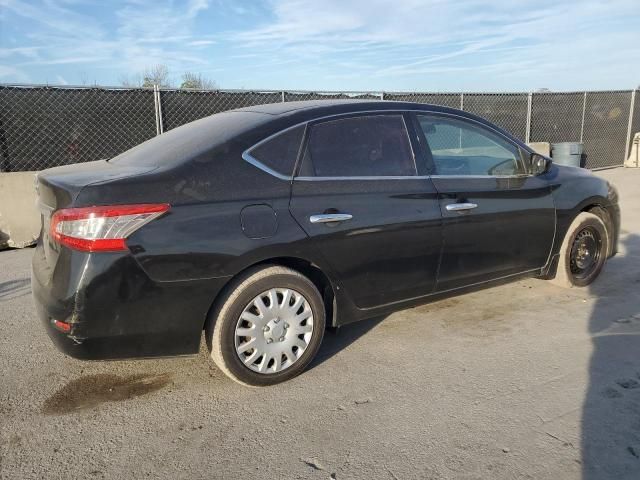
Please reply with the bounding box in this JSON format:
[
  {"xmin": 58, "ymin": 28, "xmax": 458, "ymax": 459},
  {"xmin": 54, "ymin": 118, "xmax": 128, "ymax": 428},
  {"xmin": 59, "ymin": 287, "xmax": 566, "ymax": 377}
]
[
  {"xmin": 551, "ymin": 212, "xmax": 609, "ymax": 288},
  {"xmin": 205, "ymin": 265, "xmax": 326, "ymax": 387}
]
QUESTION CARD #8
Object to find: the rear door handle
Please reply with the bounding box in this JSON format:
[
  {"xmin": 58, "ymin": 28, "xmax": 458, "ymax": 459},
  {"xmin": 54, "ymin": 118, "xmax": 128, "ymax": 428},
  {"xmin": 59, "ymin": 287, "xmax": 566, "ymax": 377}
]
[
  {"xmin": 309, "ymin": 213, "xmax": 353, "ymax": 224},
  {"xmin": 445, "ymin": 202, "xmax": 478, "ymax": 212}
]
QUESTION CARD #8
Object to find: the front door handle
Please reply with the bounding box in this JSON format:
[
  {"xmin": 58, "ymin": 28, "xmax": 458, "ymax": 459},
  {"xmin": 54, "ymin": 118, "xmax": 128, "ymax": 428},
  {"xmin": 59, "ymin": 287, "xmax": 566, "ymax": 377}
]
[
  {"xmin": 309, "ymin": 213, "xmax": 353, "ymax": 224},
  {"xmin": 445, "ymin": 202, "xmax": 478, "ymax": 212}
]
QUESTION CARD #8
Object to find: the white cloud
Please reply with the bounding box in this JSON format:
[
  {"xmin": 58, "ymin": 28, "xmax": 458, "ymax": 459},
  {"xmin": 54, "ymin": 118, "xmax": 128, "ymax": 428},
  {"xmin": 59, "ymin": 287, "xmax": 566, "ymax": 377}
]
[
  {"xmin": 0, "ymin": 46, "xmax": 41, "ymax": 60},
  {"xmin": 0, "ymin": 0, "xmax": 638, "ymax": 90},
  {"xmin": 1, "ymin": 0, "xmax": 105, "ymax": 38},
  {"xmin": 188, "ymin": 40, "xmax": 217, "ymax": 47},
  {"xmin": 1, "ymin": 0, "xmax": 214, "ymax": 84},
  {"xmin": 0, "ymin": 64, "xmax": 30, "ymax": 82},
  {"xmin": 230, "ymin": 0, "xmax": 640, "ymax": 90}
]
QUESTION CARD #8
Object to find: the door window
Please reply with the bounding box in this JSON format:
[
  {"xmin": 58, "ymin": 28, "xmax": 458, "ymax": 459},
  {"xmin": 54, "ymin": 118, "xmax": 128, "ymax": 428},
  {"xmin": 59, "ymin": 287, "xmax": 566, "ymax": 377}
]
[
  {"xmin": 417, "ymin": 115, "xmax": 526, "ymax": 176},
  {"xmin": 298, "ymin": 115, "xmax": 416, "ymax": 177}
]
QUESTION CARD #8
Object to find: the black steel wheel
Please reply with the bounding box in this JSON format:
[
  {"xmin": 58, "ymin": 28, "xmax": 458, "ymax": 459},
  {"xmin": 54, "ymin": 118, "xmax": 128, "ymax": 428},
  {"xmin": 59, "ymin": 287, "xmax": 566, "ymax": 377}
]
[
  {"xmin": 569, "ymin": 226, "xmax": 603, "ymax": 280},
  {"xmin": 552, "ymin": 212, "xmax": 609, "ymax": 288}
]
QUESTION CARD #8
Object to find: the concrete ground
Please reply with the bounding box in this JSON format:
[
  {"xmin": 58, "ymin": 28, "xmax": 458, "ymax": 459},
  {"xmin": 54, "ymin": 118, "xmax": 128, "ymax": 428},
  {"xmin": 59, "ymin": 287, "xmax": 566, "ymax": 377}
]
[{"xmin": 1, "ymin": 168, "xmax": 639, "ymax": 480}]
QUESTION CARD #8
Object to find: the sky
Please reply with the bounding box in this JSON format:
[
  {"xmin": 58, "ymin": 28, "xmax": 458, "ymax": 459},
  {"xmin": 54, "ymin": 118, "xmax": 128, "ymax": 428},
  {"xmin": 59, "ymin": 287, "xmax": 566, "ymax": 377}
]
[{"xmin": 0, "ymin": 0, "xmax": 639, "ymax": 92}]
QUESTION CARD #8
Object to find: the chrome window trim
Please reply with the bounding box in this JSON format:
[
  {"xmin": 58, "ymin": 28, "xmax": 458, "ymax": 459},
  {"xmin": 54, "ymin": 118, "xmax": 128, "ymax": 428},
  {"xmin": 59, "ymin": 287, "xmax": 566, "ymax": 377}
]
[
  {"xmin": 242, "ymin": 109, "xmax": 423, "ymax": 181},
  {"xmin": 241, "ymin": 123, "xmax": 308, "ymax": 181},
  {"xmin": 241, "ymin": 151, "xmax": 293, "ymax": 181},
  {"xmin": 242, "ymin": 152, "xmax": 431, "ymax": 181},
  {"xmin": 430, "ymin": 174, "xmax": 531, "ymax": 179},
  {"xmin": 295, "ymin": 175, "xmax": 431, "ymax": 181},
  {"xmin": 240, "ymin": 107, "xmax": 535, "ymax": 181}
]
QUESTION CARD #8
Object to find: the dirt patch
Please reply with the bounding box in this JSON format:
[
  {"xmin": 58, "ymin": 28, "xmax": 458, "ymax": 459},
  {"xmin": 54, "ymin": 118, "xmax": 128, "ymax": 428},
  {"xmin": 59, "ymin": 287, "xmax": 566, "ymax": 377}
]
[
  {"xmin": 42, "ymin": 373, "xmax": 172, "ymax": 415},
  {"xmin": 410, "ymin": 292, "xmax": 515, "ymax": 337}
]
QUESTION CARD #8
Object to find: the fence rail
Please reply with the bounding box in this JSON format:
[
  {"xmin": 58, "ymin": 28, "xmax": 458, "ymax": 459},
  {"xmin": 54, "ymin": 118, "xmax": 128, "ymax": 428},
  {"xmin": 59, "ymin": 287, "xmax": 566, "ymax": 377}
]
[{"xmin": 0, "ymin": 84, "xmax": 637, "ymax": 172}]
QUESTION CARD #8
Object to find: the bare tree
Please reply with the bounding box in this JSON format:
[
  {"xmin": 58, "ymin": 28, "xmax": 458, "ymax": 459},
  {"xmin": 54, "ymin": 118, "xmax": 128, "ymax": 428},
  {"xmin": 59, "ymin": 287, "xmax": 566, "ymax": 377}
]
[
  {"xmin": 120, "ymin": 64, "xmax": 172, "ymax": 88},
  {"xmin": 180, "ymin": 72, "xmax": 218, "ymax": 90},
  {"xmin": 119, "ymin": 73, "xmax": 143, "ymax": 88},
  {"xmin": 143, "ymin": 64, "xmax": 171, "ymax": 88},
  {"xmin": 78, "ymin": 71, "xmax": 92, "ymax": 86}
]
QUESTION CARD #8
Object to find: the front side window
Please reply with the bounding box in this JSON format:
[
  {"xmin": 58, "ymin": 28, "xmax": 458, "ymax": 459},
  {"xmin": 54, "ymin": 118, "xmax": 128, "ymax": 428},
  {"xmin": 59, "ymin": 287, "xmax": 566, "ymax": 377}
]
[
  {"xmin": 417, "ymin": 115, "xmax": 526, "ymax": 176},
  {"xmin": 298, "ymin": 115, "xmax": 416, "ymax": 177}
]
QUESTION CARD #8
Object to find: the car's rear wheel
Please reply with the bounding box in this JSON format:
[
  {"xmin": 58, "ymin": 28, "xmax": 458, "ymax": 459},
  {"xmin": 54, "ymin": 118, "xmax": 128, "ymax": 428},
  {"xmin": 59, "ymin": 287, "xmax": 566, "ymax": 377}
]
[
  {"xmin": 551, "ymin": 212, "xmax": 609, "ymax": 288},
  {"xmin": 206, "ymin": 265, "xmax": 325, "ymax": 386}
]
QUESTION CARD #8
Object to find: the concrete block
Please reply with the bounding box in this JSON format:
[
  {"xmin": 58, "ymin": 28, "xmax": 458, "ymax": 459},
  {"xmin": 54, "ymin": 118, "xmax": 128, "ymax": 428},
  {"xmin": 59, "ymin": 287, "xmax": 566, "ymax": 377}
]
[
  {"xmin": 625, "ymin": 132, "xmax": 639, "ymax": 168},
  {"xmin": 0, "ymin": 172, "xmax": 40, "ymax": 249},
  {"xmin": 527, "ymin": 142, "xmax": 551, "ymax": 157}
]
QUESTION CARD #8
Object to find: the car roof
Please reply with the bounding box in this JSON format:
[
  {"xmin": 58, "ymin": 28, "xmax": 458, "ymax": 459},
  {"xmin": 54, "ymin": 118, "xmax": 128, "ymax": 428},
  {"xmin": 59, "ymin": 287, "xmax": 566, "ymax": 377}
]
[
  {"xmin": 234, "ymin": 99, "xmax": 375, "ymax": 115},
  {"xmin": 234, "ymin": 99, "xmax": 455, "ymax": 117},
  {"xmin": 231, "ymin": 99, "xmax": 521, "ymax": 147},
  {"xmin": 232, "ymin": 99, "xmax": 510, "ymax": 135}
]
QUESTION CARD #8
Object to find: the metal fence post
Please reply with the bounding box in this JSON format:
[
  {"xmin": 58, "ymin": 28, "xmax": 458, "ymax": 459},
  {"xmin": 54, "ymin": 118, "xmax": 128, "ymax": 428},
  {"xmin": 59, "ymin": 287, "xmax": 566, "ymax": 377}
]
[
  {"xmin": 580, "ymin": 91, "xmax": 587, "ymax": 143},
  {"xmin": 156, "ymin": 86, "xmax": 164, "ymax": 134},
  {"xmin": 625, "ymin": 89, "xmax": 636, "ymax": 160},
  {"xmin": 525, "ymin": 92, "xmax": 532, "ymax": 144},
  {"xmin": 0, "ymin": 83, "xmax": 636, "ymax": 172},
  {"xmin": 153, "ymin": 85, "xmax": 161, "ymax": 136}
]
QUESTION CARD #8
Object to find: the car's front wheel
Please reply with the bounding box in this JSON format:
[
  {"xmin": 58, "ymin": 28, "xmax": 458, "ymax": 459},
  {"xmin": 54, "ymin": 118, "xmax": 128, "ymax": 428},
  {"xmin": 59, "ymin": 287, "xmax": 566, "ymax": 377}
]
[
  {"xmin": 206, "ymin": 265, "xmax": 326, "ymax": 386},
  {"xmin": 551, "ymin": 211, "xmax": 609, "ymax": 288}
]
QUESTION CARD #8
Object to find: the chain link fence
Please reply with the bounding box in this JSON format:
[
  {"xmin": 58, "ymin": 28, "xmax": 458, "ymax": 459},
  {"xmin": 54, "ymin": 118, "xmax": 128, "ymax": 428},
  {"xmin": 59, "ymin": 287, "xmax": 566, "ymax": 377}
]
[
  {"xmin": 0, "ymin": 86, "xmax": 156, "ymax": 171},
  {"xmin": 581, "ymin": 91, "xmax": 633, "ymax": 169},
  {"xmin": 0, "ymin": 84, "xmax": 637, "ymax": 172},
  {"xmin": 159, "ymin": 90, "xmax": 283, "ymax": 132}
]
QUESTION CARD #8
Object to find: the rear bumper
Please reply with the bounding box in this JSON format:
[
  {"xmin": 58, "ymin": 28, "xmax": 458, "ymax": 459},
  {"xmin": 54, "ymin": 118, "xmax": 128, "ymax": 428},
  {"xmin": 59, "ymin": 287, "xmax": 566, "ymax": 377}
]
[
  {"xmin": 31, "ymin": 242, "xmax": 230, "ymax": 360},
  {"xmin": 33, "ymin": 298, "xmax": 206, "ymax": 360}
]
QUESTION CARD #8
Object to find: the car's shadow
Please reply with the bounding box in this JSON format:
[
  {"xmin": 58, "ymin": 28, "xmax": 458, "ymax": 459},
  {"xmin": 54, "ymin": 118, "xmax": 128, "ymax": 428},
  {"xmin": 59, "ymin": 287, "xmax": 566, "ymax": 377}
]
[
  {"xmin": 582, "ymin": 232, "xmax": 640, "ymax": 478},
  {"xmin": 308, "ymin": 232, "xmax": 640, "ymax": 477},
  {"xmin": 308, "ymin": 315, "xmax": 387, "ymax": 371}
]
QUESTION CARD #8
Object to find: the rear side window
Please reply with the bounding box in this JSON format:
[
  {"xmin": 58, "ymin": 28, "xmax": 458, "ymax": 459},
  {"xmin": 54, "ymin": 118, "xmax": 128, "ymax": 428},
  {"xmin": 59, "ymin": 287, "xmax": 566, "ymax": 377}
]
[
  {"xmin": 299, "ymin": 115, "xmax": 416, "ymax": 177},
  {"xmin": 247, "ymin": 125, "xmax": 305, "ymax": 177}
]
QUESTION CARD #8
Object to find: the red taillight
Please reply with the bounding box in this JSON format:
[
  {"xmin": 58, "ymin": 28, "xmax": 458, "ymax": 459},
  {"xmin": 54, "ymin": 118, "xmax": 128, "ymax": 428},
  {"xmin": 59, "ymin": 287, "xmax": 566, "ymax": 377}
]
[
  {"xmin": 52, "ymin": 319, "xmax": 71, "ymax": 333},
  {"xmin": 50, "ymin": 204, "xmax": 170, "ymax": 252}
]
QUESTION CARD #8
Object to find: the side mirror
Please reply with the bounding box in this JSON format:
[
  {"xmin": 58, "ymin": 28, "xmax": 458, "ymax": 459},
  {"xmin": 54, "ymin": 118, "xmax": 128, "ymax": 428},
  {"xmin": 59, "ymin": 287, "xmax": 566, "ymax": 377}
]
[{"xmin": 530, "ymin": 153, "xmax": 551, "ymax": 175}]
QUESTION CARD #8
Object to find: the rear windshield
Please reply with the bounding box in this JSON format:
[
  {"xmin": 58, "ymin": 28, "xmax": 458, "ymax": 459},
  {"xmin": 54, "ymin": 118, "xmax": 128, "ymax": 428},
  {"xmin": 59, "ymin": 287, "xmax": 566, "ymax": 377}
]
[{"xmin": 109, "ymin": 111, "xmax": 271, "ymax": 167}]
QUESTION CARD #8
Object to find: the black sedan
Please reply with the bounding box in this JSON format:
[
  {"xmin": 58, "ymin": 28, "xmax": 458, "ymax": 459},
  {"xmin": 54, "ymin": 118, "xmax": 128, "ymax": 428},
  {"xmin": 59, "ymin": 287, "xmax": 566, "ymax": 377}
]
[{"xmin": 32, "ymin": 100, "xmax": 620, "ymax": 386}]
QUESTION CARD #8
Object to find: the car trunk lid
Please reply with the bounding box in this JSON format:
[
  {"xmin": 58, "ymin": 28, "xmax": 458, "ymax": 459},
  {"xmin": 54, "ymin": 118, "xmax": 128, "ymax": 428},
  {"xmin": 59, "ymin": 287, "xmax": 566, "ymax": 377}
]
[{"xmin": 35, "ymin": 160, "xmax": 157, "ymax": 267}]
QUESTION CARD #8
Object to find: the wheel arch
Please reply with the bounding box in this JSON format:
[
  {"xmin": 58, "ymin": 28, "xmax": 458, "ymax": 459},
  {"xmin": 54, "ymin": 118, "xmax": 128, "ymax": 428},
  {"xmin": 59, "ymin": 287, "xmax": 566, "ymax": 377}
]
[
  {"xmin": 203, "ymin": 256, "xmax": 338, "ymax": 331},
  {"xmin": 580, "ymin": 201, "xmax": 614, "ymax": 257},
  {"xmin": 543, "ymin": 198, "xmax": 614, "ymax": 279}
]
